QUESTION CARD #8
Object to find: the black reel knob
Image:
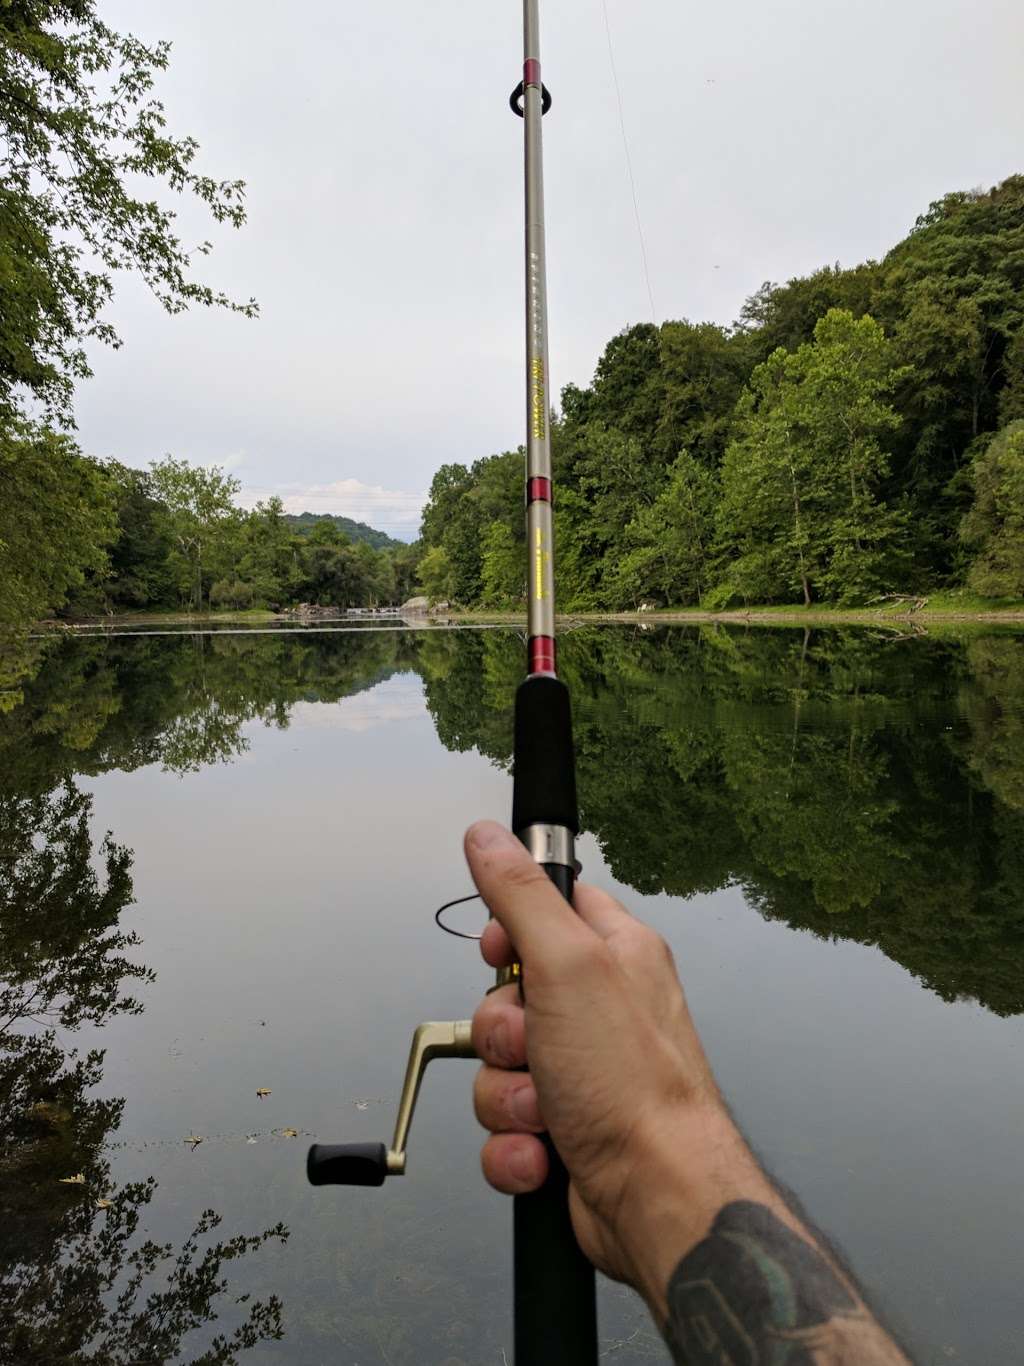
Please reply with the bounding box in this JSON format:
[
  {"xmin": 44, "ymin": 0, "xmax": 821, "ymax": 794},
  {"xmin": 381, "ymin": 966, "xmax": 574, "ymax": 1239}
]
[{"xmin": 307, "ymin": 1142, "xmax": 388, "ymax": 1187}]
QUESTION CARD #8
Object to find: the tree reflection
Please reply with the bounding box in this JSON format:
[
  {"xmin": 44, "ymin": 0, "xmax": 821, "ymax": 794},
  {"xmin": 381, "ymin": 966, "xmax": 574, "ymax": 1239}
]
[
  {"xmin": 0, "ymin": 783, "xmax": 147, "ymax": 1033},
  {"xmin": 0, "ymin": 778, "xmax": 289, "ymax": 1362},
  {"xmin": 420, "ymin": 626, "xmax": 1024, "ymax": 1017},
  {"xmin": 4, "ymin": 621, "xmax": 1024, "ymax": 1028},
  {"xmin": 0, "ymin": 630, "xmax": 417, "ymax": 790}
]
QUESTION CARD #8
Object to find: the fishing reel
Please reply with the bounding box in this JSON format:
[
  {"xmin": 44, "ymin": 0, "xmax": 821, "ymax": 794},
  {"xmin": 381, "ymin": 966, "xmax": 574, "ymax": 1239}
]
[
  {"xmin": 307, "ymin": 678, "xmax": 575, "ymax": 1190},
  {"xmin": 306, "ymin": 956, "xmax": 523, "ymax": 1184},
  {"xmin": 307, "ymin": 1019, "xmax": 477, "ymax": 1187}
]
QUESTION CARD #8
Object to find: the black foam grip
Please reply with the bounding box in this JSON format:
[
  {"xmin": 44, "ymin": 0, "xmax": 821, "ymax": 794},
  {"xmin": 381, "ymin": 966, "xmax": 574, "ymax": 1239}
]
[
  {"xmin": 511, "ymin": 676, "xmax": 579, "ymax": 836},
  {"xmin": 307, "ymin": 1142, "xmax": 387, "ymax": 1187},
  {"xmin": 514, "ymin": 1138, "xmax": 598, "ymax": 1363},
  {"xmin": 511, "ymin": 860, "xmax": 596, "ymax": 1360}
]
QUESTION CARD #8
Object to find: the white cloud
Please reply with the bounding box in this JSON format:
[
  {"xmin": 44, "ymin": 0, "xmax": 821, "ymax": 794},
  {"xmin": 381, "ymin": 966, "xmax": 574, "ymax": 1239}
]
[
  {"xmin": 238, "ymin": 477, "xmax": 426, "ymax": 540},
  {"xmin": 288, "ymin": 682, "xmax": 425, "ymax": 733}
]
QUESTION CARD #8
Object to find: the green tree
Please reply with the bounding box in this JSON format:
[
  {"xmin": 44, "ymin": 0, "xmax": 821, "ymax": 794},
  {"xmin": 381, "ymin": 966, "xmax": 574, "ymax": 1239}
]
[
  {"xmin": 236, "ymin": 496, "xmax": 301, "ymax": 605},
  {"xmin": 479, "ymin": 520, "xmax": 522, "ymax": 605},
  {"xmin": 418, "ymin": 461, "xmax": 483, "ymax": 603},
  {"xmin": 390, "ymin": 542, "xmax": 424, "ymax": 603},
  {"xmin": 0, "ymin": 421, "xmax": 116, "ymax": 627},
  {"xmin": 999, "ymin": 332, "xmax": 1024, "ymax": 425},
  {"xmin": 148, "ymin": 457, "xmax": 241, "ymax": 611},
  {"xmin": 560, "ymin": 424, "xmax": 662, "ymax": 608},
  {"xmin": 353, "ymin": 540, "xmax": 396, "ymax": 607},
  {"xmin": 654, "ymin": 321, "xmax": 750, "ymax": 467},
  {"xmin": 718, "ymin": 311, "xmax": 909, "ymax": 604},
  {"xmin": 611, "ymin": 451, "xmax": 718, "ymax": 607},
  {"xmin": 419, "ymin": 463, "xmax": 472, "ymax": 548},
  {"xmin": 0, "ymin": 2, "xmax": 254, "ymax": 425},
  {"xmin": 961, "ymin": 421, "xmax": 1024, "ymax": 597},
  {"xmin": 738, "ymin": 263, "xmax": 882, "ymax": 362},
  {"xmin": 62, "ymin": 461, "xmax": 177, "ymax": 615},
  {"xmin": 418, "ymin": 545, "xmax": 453, "ymax": 603},
  {"xmin": 101, "ymin": 463, "xmax": 176, "ymax": 609}
]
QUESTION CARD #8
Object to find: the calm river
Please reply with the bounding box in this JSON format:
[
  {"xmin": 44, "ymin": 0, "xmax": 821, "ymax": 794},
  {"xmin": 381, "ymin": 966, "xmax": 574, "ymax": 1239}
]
[{"xmin": 1, "ymin": 624, "xmax": 1022, "ymax": 1364}]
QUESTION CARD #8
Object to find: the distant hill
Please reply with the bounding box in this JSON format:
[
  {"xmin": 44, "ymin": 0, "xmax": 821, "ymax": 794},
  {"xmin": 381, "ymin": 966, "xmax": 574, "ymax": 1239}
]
[{"xmin": 283, "ymin": 512, "xmax": 405, "ymax": 551}]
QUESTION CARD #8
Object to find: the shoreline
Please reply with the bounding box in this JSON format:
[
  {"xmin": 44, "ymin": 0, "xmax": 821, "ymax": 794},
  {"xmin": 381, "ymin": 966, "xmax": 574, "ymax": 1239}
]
[{"xmin": 23, "ymin": 603, "xmax": 1024, "ymax": 633}]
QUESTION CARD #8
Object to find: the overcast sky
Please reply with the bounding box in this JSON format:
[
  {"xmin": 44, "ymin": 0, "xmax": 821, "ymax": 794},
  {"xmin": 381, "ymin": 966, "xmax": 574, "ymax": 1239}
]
[{"xmin": 74, "ymin": 0, "xmax": 1021, "ymax": 539}]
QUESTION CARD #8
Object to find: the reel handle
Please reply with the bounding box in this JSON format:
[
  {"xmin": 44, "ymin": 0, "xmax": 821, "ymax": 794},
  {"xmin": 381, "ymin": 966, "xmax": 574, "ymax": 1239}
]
[{"xmin": 307, "ymin": 1142, "xmax": 388, "ymax": 1187}]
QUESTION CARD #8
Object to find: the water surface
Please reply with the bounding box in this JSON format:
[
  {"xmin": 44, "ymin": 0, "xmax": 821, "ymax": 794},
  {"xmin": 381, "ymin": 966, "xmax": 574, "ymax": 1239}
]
[{"xmin": 2, "ymin": 625, "xmax": 1022, "ymax": 1363}]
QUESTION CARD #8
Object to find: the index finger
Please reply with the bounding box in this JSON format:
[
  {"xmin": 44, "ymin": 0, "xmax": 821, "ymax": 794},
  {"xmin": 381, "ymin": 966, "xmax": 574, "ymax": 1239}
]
[{"xmin": 464, "ymin": 821, "xmax": 594, "ymax": 969}]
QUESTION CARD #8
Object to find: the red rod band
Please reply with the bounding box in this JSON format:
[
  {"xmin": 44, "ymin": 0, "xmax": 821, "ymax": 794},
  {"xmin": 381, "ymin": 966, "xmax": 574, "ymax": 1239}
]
[
  {"xmin": 528, "ymin": 635, "xmax": 557, "ymax": 677},
  {"xmin": 524, "ymin": 59, "xmax": 542, "ymax": 88},
  {"xmin": 527, "ymin": 476, "xmax": 552, "ymax": 504}
]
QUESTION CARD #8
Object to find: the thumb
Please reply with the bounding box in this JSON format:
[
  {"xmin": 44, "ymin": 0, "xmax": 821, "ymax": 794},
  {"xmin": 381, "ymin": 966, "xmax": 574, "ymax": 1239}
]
[{"xmin": 464, "ymin": 821, "xmax": 593, "ymax": 970}]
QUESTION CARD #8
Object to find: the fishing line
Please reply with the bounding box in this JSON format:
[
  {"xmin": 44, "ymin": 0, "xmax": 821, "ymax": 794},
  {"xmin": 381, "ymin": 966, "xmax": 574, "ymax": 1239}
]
[
  {"xmin": 600, "ymin": 0, "xmax": 658, "ymax": 326},
  {"xmin": 434, "ymin": 892, "xmax": 484, "ymax": 941}
]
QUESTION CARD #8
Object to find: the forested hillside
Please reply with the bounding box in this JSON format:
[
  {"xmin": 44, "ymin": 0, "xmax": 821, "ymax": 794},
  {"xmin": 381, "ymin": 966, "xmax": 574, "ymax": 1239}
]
[
  {"xmin": 418, "ymin": 176, "xmax": 1024, "ymax": 610},
  {"xmin": 283, "ymin": 513, "xmax": 403, "ymax": 551}
]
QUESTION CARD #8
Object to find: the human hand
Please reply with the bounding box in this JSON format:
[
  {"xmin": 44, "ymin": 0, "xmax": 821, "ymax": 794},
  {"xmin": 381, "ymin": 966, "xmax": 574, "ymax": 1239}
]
[{"xmin": 465, "ymin": 820, "xmax": 772, "ymax": 1313}]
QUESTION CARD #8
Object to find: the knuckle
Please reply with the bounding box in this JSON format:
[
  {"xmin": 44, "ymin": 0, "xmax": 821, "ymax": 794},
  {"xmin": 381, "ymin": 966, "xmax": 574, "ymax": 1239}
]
[
  {"xmin": 627, "ymin": 920, "xmax": 672, "ymax": 964},
  {"xmin": 470, "ymin": 1005, "xmax": 498, "ymax": 1058},
  {"xmin": 499, "ymin": 856, "xmax": 551, "ymax": 895}
]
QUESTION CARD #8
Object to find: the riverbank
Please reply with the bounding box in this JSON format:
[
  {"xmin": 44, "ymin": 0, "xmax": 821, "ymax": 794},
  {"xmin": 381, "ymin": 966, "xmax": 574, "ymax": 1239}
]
[
  {"xmin": 440, "ymin": 594, "xmax": 1024, "ymax": 631},
  {"xmin": 27, "ymin": 594, "xmax": 1024, "ymax": 634}
]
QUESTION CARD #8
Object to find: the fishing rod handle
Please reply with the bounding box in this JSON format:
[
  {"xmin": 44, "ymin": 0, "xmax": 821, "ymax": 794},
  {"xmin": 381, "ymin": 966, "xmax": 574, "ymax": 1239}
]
[
  {"xmin": 512, "ymin": 676, "xmax": 598, "ymax": 1364},
  {"xmin": 514, "ymin": 865, "xmax": 598, "ymax": 1366}
]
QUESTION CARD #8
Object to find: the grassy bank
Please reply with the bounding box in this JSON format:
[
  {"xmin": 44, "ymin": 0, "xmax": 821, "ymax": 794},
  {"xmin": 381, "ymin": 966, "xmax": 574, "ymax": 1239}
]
[
  {"xmin": 448, "ymin": 593, "xmax": 1024, "ymax": 633},
  {"xmin": 36, "ymin": 608, "xmax": 281, "ymax": 631},
  {"xmin": 32, "ymin": 592, "xmax": 1024, "ymax": 635}
]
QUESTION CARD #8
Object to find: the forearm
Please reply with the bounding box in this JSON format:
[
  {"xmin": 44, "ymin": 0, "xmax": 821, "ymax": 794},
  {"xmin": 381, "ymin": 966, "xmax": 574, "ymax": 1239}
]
[{"xmin": 621, "ymin": 1107, "xmax": 912, "ymax": 1364}]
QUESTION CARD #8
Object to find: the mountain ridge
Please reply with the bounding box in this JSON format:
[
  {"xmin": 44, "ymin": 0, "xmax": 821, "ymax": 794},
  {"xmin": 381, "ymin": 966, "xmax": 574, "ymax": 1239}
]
[{"xmin": 282, "ymin": 511, "xmax": 406, "ymax": 551}]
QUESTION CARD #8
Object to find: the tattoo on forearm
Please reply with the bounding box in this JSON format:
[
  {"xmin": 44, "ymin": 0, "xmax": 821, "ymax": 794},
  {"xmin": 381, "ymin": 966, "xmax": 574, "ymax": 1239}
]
[{"xmin": 663, "ymin": 1201, "xmax": 909, "ymax": 1364}]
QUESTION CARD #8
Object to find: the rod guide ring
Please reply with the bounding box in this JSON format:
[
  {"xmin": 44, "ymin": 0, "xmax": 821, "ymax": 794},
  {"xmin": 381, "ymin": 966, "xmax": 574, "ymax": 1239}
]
[{"xmin": 510, "ymin": 81, "xmax": 552, "ymax": 117}]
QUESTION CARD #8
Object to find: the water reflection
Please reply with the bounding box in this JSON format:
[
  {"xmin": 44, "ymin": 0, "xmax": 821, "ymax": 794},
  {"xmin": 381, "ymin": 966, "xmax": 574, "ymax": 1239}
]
[
  {"xmin": 3, "ymin": 625, "xmax": 1024, "ymax": 1361},
  {"xmin": 420, "ymin": 626, "xmax": 1024, "ymax": 1017},
  {"xmin": 0, "ymin": 760, "xmax": 289, "ymax": 1360},
  {"xmin": 4, "ymin": 626, "xmax": 1024, "ymax": 1018}
]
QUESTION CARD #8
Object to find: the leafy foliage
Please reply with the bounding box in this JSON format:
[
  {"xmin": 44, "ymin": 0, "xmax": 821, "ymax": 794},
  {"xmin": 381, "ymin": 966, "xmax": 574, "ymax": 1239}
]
[
  {"xmin": 0, "ymin": 420, "xmax": 116, "ymax": 626},
  {"xmin": 415, "ymin": 177, "xmax": 1024, "ymax": 610},
  {"xmin": 960, "ymin": 421, "xmax": 1024, "ymax": 597},
  {"xmin": 0, "ymin": 0, "xmax": 254, "ymax": 424},
  {"xmin": 718, "ymin": 311, "xmax": 910, "ymax": 605}
]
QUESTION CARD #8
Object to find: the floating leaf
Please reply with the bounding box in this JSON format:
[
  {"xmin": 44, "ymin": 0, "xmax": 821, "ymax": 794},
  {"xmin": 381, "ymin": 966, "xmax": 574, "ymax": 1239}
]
[
  {"xmin": 280, "ymin": 1127, "xmax": 298, "ymax": 1139},
  {"xmin": 59, "ymin": 1174, "xmax": 86, "ymax": 1185},
  {"xmin": 185, "ymin": 1135, "xmax": 204, "ymax": 1150},
  {"xmin": 256, "ymin": 1088, "xmax": 271, "ymax": 1098}
]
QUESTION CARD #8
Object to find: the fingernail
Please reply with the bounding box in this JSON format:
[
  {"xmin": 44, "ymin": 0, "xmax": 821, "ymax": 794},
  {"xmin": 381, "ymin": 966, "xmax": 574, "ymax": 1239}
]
[
  {"xmin": 468, "ymin": 821, "xmax": 518, "ymax": 852},
  {"xmin": 508, "ymin": 1085, "xmax": 541, "ymax": 1129},
  {"xmin": 509, "ymin": 1145, "xmax": 538, "ymax": 1186}
]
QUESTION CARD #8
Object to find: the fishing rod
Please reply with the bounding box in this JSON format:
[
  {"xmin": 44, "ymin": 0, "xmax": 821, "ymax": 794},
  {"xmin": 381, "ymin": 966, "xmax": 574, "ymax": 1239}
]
[{"xmin": 307, "ymin": 3, "xmax": 598, "ymax": 1359}]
